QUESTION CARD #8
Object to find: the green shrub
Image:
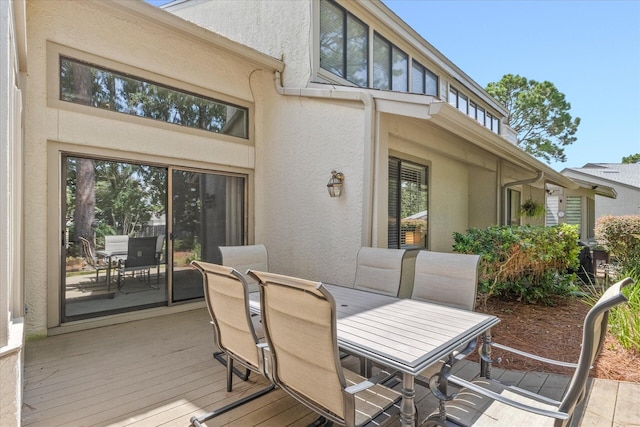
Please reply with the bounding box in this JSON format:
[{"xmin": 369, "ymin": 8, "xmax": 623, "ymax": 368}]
[
  {"xmin": 609, "ymin": 267, "xmax": 640, "ymax": 352},
  {"xmin": 453, "ymin": 224, "xmax": 581, "ymax": 305},
  {"xmin": 595, "ymin": 215, "xmax": 640, "ymax": 272}
]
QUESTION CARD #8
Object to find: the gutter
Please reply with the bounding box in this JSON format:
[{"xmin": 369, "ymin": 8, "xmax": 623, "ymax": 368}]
[
  {"xmin": 273, "ymin": 71, "xmax": 376, "ymax": 246},
  {"xmin": 501, "ymin": 170, "xmax": 544, "ymax": 225}
]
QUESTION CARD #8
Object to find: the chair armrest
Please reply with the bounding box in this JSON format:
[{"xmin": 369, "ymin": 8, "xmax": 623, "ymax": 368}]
[
  {"xmin": 490, "ymin": 342, "xmax": 580, "ymax": 368},
  {"xmin": 344, "ymin": 380, "xmax": 376, "ymax": 394},
  {"xmin": 446, "ymin": 375, "xmax": 569, "ymax": 420}
]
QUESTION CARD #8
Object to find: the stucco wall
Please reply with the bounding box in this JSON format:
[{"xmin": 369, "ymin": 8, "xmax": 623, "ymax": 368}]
[
  {"xmin": 1, "ymin": 0, "xmax": 24, "ymax": 424},
  {"xmin": 24, "ymin": 0, "xmax": 270, "ymax": 335},
  {"xmin": 257, "ymin": 72, "xmax": 367, "ymax": 286},
  {"xmin": 166, "ymin": 0, "xmax": 311, "ymax": 88}
]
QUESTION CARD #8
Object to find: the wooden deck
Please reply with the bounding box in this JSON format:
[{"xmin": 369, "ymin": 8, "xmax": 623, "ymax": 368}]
[{"xmin": 23, "ymin": 309, "xmax": 639, "ymax": 426}]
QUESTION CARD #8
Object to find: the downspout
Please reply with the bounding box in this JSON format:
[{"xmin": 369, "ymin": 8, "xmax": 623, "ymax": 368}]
[
  {"xmin": 273, "ymin": 71, "xmax": 377, "ymax": 246},
  {"xmin": 501, "ymin": 170, "xmax": 544, "ymax": 225}
]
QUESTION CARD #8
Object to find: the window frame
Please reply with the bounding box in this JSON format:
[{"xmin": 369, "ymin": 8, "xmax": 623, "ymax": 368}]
[
  {"xmin": 388, "ymin": 157, "xmax": 429, "ymax": 250},
  {"xmin": 319, "ymin": 0, "xmax": 369, "ymax": 87}
]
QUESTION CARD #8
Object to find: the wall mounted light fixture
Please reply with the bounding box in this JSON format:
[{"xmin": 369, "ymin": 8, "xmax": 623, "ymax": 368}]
[{"xmin": 327, "ymin": 170, "xmax": 344, "ymax": 198}]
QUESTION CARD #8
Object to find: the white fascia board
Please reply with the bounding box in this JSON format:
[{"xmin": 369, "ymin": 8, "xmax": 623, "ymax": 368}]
[
  {"xmin": 430, "ymin": 104, "xmax": 578, "ymax": 189},
  {"xmin": 109, "ymin": 0, "xmax": 284, "ymax": 72},
  {"xmin": 568, "ymin": 178, "xmax": 618, "ymax": 199},
  {"xmin": 357, "ymin": 0, "xmax": 508, "ymax": 117}
]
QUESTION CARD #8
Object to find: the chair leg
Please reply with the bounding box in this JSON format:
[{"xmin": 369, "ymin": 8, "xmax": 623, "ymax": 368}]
[
  {"xmin": 213, "ymin": 351, "xmax": 251, "ymax": 386},
  {"xmin": 189, "ymin": 383, "xmax": 275, "ymax": 427}
]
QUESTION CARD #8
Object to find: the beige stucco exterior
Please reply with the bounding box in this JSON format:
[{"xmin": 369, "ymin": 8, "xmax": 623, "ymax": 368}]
[
  {"xmin": 3, "ymin": 1, "xmax": 591, "ymax": 423},
  {"xmin": 24, "ymin": 0, "xmax": 284, "ymax": 335}
]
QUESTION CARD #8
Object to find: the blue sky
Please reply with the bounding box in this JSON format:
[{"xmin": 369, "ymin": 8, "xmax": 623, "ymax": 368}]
[
  {"xmin": 148, "ymin": 0, "xmax": 640, "ymax": 171},
  {"xmin": 380, "ymin": 0, "xmax": 640, "ymax": 171}
]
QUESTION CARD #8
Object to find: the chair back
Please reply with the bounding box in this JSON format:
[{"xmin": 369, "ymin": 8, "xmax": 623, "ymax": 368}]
[
  {"xmin": 79, "ymin": 236, "xmax": 96, "ymax": 267},
  {"xmin": 155, "ymin": 235, "xmax": 165, "ymax": 261},
  {"xmin": 558, "ymin": 277, "xmax": 633, "ymax": 419},
  {"xmin": 353, "ymin": 247, "xmax": 406, "ymax": 296},
  {"xmin": 411, "ymin": 251, "xmax": 480, "ymax": 311},
  {"xmin": 105, "ymin": 235, "xmax": 129, "ymax": 252},
  {"xmin": 125, "ymin": 237, "xmax": 157, "ymax": 268},
  {"xmin": 192, "ymin": 261, "xmax": 262, "ymax": 371},
  {"xmin": 249, "ymin": 270, "xmax": 348, "ymax": 423},
  {"xmin": 219, "ymin": 244, "xmax": 268, "ymax": 292}
]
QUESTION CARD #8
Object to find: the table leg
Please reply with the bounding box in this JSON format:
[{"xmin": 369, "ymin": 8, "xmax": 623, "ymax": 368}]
[
  {"xmin": 106, "ymin": 255, "xmax": 113, "ymax": 291},
  {"xmin": 400, "ymin": 373, "xmax": 416, "ymax": 427},
  {"xmin": 480, "ymin": 330, "xmax": 493, "ymax": 379}
]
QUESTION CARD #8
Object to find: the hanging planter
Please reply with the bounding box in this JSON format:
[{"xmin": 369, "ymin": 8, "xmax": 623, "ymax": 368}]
[{"xmin": 519, "ymin": 198, "xmax": 545, "ymax": 218}]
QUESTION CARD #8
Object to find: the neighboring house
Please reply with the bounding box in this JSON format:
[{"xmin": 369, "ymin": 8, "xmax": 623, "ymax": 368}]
[
  {"xmin": 561, "ymin": 163, "xmax": 640, "ymax": 219},
  {"xmin": 1, "ymin": 1, "xmax": 589, "ymax": 424}
]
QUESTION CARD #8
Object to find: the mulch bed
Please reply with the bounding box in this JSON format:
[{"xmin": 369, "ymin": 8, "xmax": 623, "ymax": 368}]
[{"xmin": 468, "ymin": 296, "xmax": 640, "ymax": 382}]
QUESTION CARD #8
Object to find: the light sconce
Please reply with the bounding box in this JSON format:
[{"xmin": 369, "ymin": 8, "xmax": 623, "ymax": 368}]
[{"xmin": 327, "ymin": 170, "xmax": 344, "ymax": 198}]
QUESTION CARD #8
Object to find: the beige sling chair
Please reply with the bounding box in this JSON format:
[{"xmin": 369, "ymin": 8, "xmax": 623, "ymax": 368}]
[
  {"xmin": 249, "ymin": 269, "xmax": 402, "ymax": 427},
  {"xmin": 215, "ymin": 244, "xmax": 268, "ymax": 380},
  {"xmin": 412, "ymin": 251, "xmax": 481, "ymax": 384},
  {"xmin": 351, "ymin": 247, "xmax": 406, "ymax": 376},
  {"xmin": 189, "ymin": 261, "xmax": 274, "ymax": 427},
  {"xmin": 424, "ymin": 277, "xmax": 633, "ymax": 427}
]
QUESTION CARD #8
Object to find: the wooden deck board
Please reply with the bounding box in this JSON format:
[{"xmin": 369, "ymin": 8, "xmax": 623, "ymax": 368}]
[{"xmin": 22, "ymin": 308, "xmax": 638, "ymax": 427}]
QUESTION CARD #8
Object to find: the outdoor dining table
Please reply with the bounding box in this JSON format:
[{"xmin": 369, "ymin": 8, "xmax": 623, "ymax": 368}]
[
  {"xmin": 248, "ymin": 283, "xmax": 500, "ymax": 427},
  {"xmin": 95, "ymin": 249, "xmax": 128, "ymax": 288}
]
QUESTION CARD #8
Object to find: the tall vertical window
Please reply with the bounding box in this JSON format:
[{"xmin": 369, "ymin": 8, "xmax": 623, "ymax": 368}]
[
  {"xmin": 388, "ymin": 158, "xmax": 428, "ymax": 249},
  {"xmin": 411, "ymin": 61, "xmax": 438, "ymax": 96},
  {"xmin": 507, "ymin": 189, "xmax": 521, "ymax": 226},
  {"xmin": 319, "ymin": 0, "xmax": 368, "ymax": 87},
  {"xmin": 373, "ymin": 33, "xmax": 408, "ymax": 92}
]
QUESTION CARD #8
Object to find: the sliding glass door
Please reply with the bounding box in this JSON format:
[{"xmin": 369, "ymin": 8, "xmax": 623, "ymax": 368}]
[
  {"xmin": 170, "ymin": 168, "xmax": 245, "ymax": 302},
  {"xmin": 61, "ymin": 156, "xmax": 246, "ymax": 322}
]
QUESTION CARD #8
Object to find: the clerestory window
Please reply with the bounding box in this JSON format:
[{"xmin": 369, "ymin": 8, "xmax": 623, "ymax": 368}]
[
  {"xmin": 59, "ymin": 57, "xmax": 249, "ymax": 139},
  {"xmin": 319, "ymin": 0, "xmax": 368, "ymax": 87}
]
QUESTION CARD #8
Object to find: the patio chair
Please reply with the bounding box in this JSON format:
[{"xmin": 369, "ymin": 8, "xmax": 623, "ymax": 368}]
[
  {"xmin": 155, "ymin": 235, "xmax": 165, "ymax": 284},
  {"xmin": 351, "ymin": 247, "xmax": 406, "ymax": 376},
  {"xmin": 353, "ymin": 247, "xmax": 406, "ymax": 297},
  {"xmin": 219, "ymin": 244, "xmax": 268, "ymax": 293},
  {"xmin": 423, "ymin": 277, "xmax": 634, "ymax": 427},
  {"xmin": 78, "ymin": 236, "xmax": 111, "ymax": 283},
  {"xmin": 189, "ymin": 261, "xmax": 275, "ymax": 427},
  {"xmin": 411, "ymin": 251, "xmax": 481, "ymax": 386},
  {"xmin": 104, "ymin": 234, "xmax": 129, "ymax": 263},
  {"xmin": 216, "ymin": 244, "xmax": 268, "ymax": 376},
  {"xmin": 248, "ymin": 269, "xmax": 402, "ymax": 427},
  {"xmin": 116, "ymin": 236, "xmax": 158, "ymax": 293}
]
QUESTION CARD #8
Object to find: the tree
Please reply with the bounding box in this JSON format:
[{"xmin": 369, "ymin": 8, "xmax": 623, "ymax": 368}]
[
  {"xmin": 485, "ymin": 74, "xmax": 580, "ymax": 163},
  {"xmin": 622, "ymin": 153, "xmax": 640, "ymax": 164}
]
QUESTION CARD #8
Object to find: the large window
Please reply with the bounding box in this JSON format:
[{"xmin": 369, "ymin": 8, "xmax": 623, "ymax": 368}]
[
  {"xmin": 388, "ymin": 158, "xmax": 428, "ymax": 249},
  {"xmin": 60, "ymin": 57, "xmax": 249, "ymax": 138},
  {"xmin": 319, "ymin": 0, "xmax": 368, "ymax": 87},
  {"xmin": 373, "ymin": 33, "xmax": 408, "ymax": 92}
]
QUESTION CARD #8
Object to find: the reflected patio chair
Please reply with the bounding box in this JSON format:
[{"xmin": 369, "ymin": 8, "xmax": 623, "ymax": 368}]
[
  {"xmin": 155, "ymin": 235, "xmax": 165, "ymax": 284},
  {"xmin": 249, "ymin": 270, "xmax": 402, "ymax": 427},
  {"xmin": 117, "ymin": 236, "xmax": 158, "ymax": 293},
  {"xmin": 189, "ymin": 261, "xmax": 274, "ymax": 427},
  {"xmin": 79, "ymin": 236, "xmax": 111, "ymax": 283},
  {"xmin": 104, "ymin": 234, "xmax": 129, "ymax": 263},
  {"xmin": 411, "ymin": 251, "xmax": 481, "ymax": 385},
  {"xmin": 219, "ymin": 244, "xmax": 268, "ymax": 293},
  {"xmin": 353, "ymin": 247, "xmax": 406, "ymax": 297},
  {"xmin": 424, "ymin": 277, "xmax": 633, "ymax": 427}
]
